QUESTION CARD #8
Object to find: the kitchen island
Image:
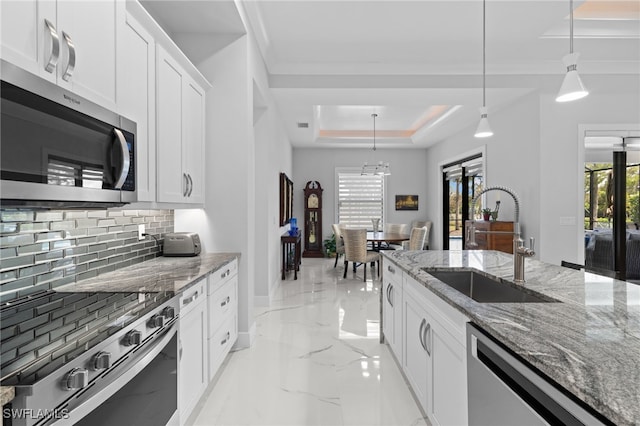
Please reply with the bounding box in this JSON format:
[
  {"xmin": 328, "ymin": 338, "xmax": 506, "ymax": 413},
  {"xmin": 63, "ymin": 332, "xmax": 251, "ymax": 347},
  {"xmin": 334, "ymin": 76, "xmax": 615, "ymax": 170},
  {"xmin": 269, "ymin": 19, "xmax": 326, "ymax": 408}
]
[{"xmin": 381, "ymin": 250, "xmax": 640, "ymax": 426}]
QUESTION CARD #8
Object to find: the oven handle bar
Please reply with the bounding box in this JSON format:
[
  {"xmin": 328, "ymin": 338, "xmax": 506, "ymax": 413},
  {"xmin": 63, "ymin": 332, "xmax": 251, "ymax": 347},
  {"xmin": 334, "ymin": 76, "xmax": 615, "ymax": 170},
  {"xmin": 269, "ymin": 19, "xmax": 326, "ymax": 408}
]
[{"xmin": 50, "ymin": 322, "xmax": 177, "ymax": 426}]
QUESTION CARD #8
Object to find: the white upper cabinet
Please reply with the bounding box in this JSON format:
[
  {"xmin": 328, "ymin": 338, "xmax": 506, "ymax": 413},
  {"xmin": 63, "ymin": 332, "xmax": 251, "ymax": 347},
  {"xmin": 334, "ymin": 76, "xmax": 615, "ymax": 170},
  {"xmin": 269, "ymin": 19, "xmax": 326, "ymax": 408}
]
[
  {"xmin": 156, "ymin": 45, "xmax": 205, "ymax": 205},
  {"xmin": 1, "ymin": 0, "xmax": 123, "ymax": 111},
  {"xmin": 117, "ymin": 13, "xmax": 155, "ymax": 202},
  {"xmin": 182, "ymin": 79, "xmax": 205, "ymax": 204},
  {"xmin": 1, "ymin": 0, "xmax": 50, "ymax": 80}
]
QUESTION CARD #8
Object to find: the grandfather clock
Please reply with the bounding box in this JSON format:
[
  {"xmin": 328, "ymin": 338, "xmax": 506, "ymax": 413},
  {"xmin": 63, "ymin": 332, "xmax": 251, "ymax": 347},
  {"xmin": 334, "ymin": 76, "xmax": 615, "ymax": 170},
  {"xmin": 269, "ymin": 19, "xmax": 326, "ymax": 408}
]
[{"xmin": 303, "ymin": 180, "xmax": 323, "ymax": 258}]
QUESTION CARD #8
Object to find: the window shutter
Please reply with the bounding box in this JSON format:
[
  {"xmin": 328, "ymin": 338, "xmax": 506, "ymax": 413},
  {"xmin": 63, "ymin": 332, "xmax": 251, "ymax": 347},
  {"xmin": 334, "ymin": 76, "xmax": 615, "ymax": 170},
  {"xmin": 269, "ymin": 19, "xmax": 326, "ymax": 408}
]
[{"xmin": 337, "ymin": 172, "xmax": 384, "ymax": 229}]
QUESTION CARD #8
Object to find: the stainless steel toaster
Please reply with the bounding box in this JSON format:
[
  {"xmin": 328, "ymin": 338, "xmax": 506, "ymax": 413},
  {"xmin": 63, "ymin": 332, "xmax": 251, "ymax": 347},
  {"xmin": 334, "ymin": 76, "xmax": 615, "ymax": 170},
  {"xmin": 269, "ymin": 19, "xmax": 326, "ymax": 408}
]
[{"xmin": 163, "ymin": 232, "xmax": 201, "ymax": 256}]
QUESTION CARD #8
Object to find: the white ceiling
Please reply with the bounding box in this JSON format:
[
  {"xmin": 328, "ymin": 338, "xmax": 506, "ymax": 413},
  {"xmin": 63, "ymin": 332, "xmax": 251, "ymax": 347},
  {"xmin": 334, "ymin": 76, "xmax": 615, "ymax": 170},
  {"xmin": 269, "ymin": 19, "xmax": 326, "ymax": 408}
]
[{"xmin": 141, "ymin": 0, "xmax": 640, "ymax": 149}]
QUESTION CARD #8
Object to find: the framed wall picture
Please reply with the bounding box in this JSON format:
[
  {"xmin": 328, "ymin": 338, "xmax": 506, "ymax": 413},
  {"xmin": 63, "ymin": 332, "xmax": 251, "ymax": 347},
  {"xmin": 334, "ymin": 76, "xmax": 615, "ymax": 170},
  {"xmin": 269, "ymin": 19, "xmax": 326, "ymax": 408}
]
[
  {"xmin": 280, "ymin": 172, "xmax": 294, "ymax": 226},
  {"xmin": 395, "ymin": 195, "xmax": 418, "ymax": 211}
]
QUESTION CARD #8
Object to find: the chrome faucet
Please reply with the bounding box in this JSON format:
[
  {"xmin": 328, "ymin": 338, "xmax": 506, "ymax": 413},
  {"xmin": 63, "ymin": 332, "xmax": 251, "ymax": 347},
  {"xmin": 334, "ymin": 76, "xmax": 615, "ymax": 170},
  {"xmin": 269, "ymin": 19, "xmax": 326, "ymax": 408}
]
[{"xmin": 466, "ymin": 186, "xmax": 535, "ymax": 283}]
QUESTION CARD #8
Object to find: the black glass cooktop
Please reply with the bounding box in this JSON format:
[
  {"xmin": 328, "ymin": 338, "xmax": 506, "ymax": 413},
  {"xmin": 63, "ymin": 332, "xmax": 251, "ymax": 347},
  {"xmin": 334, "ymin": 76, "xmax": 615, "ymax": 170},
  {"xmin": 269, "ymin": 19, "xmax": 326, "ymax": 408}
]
[{"xmin": 0, "ymin": 290, "xmax": 174, "ymax": 386}]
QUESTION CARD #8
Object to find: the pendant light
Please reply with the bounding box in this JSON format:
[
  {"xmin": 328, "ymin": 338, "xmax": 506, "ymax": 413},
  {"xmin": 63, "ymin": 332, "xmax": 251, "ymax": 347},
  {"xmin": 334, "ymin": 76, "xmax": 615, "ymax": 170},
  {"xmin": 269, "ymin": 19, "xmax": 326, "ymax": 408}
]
[
  {"xmin": 361, "ymin": 113, "xmax": 391, "ymax": 176},
  {"xmin": 474, "ymin": 0, "xmax": 493, "ymax": 138},
  {"xmin": 556, "ymin": 0, "xmax": 589, "ymax": 102}
]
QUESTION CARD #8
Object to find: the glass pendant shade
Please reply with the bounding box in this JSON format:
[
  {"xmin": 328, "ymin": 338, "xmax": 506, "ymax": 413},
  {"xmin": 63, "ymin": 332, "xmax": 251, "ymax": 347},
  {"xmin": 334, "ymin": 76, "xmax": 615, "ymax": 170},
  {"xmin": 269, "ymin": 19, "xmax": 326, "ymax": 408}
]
[
  {"xmin": 556, "ymin": 53, "xmax": 588, "ymax": 102},
  {"xmin": 474, "ymin": 107, "xmax": 493, "ymax": 138}
]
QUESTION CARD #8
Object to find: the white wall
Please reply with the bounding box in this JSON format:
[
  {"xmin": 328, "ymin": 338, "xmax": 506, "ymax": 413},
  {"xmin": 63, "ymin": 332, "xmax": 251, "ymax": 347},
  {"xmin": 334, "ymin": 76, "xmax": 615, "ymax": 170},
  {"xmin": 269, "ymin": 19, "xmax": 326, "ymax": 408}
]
[
  {"xmin": 292, "ymin": 148, "xmax": 430, "ymax": 246},
  {"xmin": 423, "ymin": 92, "xmax": 541, "ymax": 251}
]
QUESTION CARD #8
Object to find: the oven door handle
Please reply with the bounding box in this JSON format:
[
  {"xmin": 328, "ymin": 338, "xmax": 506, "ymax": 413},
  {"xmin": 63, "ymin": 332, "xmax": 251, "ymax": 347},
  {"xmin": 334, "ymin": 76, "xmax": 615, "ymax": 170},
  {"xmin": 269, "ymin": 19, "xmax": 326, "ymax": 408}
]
[{"xmin": 51, "ymin": 322, "xmax": 177, "ymax": 426}]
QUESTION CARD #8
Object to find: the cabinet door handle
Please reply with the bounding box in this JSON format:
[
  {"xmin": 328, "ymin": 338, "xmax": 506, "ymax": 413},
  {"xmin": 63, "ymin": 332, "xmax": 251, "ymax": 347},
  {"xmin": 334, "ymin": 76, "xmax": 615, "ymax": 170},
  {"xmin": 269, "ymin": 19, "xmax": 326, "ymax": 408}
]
[
  {"xmin": 387, "ymin": 265, "xmax": 395, "ymax": 274},
  {"xmin": 44, "ymin": 19, "xmax": 60, "ymax": 73},
  {"xmin": 418, "ymin": 319, "xmax": 427, "ymax": 351},
  {"xmin": 182, "ymin": 291, "xmax": 198, "ymax": 306},
  {"xmin": 220, "ymin": 331, "xmax": 230, "ymax": 346},
  {"xmin": 183, "ymin": 173, "xmax": 189, "ymax": 196},
  {"xmin": 187, "ymin": 174, "xmax": 193, "ymax": 197},
  {"xmin": 221, "ymin": 296, "xmax": 230, "ymax": 308},
  {"xmin": 61, "ymin": 31, "xmax": 75, "ymax": 81},
  {"xmin": 424, "ymin": 322, "xmax": 431, "ymax": 356},
  {"xmin": 179, "ymin": 339, "xmax": 183, "ymax": 360}
]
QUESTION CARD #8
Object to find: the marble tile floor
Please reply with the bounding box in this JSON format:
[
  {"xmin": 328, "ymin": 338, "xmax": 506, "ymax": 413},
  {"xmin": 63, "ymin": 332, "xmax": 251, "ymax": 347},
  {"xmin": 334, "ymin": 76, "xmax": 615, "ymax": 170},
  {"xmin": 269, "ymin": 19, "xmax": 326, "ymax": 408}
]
[{"xmin": 190, "ymin": 258, "xmax": 429, "ymax": 426}]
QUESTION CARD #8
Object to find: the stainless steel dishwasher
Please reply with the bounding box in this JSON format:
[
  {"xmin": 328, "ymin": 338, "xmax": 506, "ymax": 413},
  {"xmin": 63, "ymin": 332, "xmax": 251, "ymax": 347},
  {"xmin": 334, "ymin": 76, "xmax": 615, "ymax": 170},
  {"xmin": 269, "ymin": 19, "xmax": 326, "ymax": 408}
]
[{"xmin": 466, "ymin": 323, "xmax": 612, "ymax": 426}]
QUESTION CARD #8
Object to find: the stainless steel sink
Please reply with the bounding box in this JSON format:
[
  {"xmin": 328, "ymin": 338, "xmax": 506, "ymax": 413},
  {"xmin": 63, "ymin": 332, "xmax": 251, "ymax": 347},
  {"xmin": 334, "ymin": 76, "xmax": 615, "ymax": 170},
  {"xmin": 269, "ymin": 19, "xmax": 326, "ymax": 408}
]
[{"xmin": 422, "ymin": 269, "xmax": 558, "ymax": 303}]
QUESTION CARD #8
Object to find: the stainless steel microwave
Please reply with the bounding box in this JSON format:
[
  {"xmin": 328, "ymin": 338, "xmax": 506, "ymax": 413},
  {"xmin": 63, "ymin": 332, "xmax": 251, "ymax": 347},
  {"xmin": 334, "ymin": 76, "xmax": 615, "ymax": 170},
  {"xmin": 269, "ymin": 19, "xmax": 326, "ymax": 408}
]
[{"xmin": 1, "ymin": 60, "xmax": 137, "ymax": 208}]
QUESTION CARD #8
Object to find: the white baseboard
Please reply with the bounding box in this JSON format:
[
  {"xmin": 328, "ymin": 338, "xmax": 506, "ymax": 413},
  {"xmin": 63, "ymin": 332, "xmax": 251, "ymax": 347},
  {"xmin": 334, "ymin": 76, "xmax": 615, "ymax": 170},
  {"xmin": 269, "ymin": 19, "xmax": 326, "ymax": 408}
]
[{"xmin": 234, "ymin": 321, "xmax": 256, "ymax": 349}]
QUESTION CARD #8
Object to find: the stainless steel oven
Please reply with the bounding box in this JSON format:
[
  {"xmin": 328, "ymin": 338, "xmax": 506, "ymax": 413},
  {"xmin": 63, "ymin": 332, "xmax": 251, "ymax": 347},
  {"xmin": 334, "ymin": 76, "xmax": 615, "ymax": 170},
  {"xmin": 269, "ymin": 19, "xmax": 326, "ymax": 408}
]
[
  {"xmin": 2, "ymin": 292, "xmax": 178, "ymax": 426},
  {"xmin": 0, "ymin": 60, "xmax": 136, "ymax": 208}
]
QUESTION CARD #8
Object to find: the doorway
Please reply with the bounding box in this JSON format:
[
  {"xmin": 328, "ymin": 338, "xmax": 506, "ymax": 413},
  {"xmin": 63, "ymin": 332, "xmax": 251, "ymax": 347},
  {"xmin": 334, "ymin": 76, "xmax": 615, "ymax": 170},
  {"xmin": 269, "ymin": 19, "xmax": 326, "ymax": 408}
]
[
  {"xmin": 441, "ymin": 155, "xmax": 484, "ymax": 250},
  {"xmin": 584, "ymin": 135, "xmax": 640, "ymax": 281}
]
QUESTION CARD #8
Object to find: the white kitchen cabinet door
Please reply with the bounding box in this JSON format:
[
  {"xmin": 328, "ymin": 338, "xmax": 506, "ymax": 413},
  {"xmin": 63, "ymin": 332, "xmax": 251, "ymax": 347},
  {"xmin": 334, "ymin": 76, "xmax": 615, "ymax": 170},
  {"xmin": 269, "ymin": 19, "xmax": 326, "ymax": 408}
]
[
  {"xmin": 117, "ymin": 13, "xmax": 155, "ymax": 202},
  {"xmin": 429, "ymin": 324, "xmax": 468, "ymax": 426},
  {"xmin": 382, "ymin": 260, "xmax": 403, "ymax": 359},
  {"xmin": 55, "ymin": 0, "xmax": 122, "ymax": 111},
  {"xmin": 402, "ymin": 288, "xmax": 431, "ymax": 413},
  {"xmin": 179, "ymin": 283, "xmax": 208, "ymax": 422},
  {"xmin": 0, "ymin": 0, "xmax": 122, "ymax": 110},
  {"xmin": 156, "ymin": 45, "xmax": 206, "ymax": 205},
  {"xmin": 156, "ymin": 45, "xmax": 185, "ymax": 203},
  {"xmin": 182, "ymin": 78, "xmax": 205, "ymax": 204},
  {"xmin": 0, "ymin": 0, "xmax": 56, "ymax": 82},
  {"xmin": 382, "ymin": 280, "xmax": 395, "ymax": 347}
]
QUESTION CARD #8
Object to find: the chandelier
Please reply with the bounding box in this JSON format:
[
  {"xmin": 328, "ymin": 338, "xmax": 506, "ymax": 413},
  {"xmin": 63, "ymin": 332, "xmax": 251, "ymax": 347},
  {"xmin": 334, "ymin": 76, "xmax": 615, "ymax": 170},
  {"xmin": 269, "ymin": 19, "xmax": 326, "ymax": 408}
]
[{"xmin": 361, "ymin": 113, "xmax": 391, "ymax": 176}]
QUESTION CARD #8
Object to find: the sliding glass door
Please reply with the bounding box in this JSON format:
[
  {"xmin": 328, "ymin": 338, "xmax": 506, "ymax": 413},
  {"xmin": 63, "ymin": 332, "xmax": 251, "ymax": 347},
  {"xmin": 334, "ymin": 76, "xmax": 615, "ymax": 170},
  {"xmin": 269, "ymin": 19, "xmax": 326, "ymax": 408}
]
[
  {"xmin": 584, "ymin": 136, "xmax": 640, "ymax": 281},
  {"xmin": 442, "ymin": 155, "xmax": 483, "ymax": 250}
]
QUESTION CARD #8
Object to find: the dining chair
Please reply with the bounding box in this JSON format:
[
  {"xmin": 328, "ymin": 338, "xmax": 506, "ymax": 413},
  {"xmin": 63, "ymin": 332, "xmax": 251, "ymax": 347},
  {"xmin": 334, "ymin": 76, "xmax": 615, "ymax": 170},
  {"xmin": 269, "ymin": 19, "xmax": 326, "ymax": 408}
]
[
  {"xmin": 342, "ymin": 228, "xmax": 380, "ymax": 282},
  {"xmin": 401, "ymin": 221, "xmax": 432, "ymax": 250},
  {"xmin": 332, "ymin": 224, "xmax": 346, "ymax": 268},
  {"xmin": 383, "ymin": 223, "xmax": 410, "ymax": 250},
  {"xmin": 406, "ymin": 226, "xmax": 428, "ymax": 250}
]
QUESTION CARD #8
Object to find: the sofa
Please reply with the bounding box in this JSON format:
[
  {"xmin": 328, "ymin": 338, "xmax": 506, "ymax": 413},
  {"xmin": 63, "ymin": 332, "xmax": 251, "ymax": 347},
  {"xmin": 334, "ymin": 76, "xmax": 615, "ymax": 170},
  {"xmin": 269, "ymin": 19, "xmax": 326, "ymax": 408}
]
[{"xmin": 585, "ymin": 231, "xmax": 640, "ymax": 280}]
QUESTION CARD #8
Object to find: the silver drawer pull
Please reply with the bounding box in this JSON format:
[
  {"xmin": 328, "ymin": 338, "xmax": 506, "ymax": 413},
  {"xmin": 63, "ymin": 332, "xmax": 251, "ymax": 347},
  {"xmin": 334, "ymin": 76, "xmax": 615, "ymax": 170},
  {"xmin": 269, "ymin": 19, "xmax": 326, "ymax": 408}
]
[
  {"xmin": 221, "ymin": 296, "xmax": 230, "ymax": 308},
  {"xmin": 220, "ymin": 331, "xmax": 230, "ymax": 346},
  {"xmin": 221, "ymin": 268, "xmax": 231, "ymax": 279},
  {"xmin": 182, "ymin": 291, "xmax": 198, "ymax": 306},
  {"xmin": 387, "ymin": 265, "xmax": 395, "ymax": 273},
  {"xmin": 61, "ymin": 31, "xmax": 75, "ymax": 81},
  {"xmin": 44, "ymin": 19, "xmax": 60, "ymax": 73}
]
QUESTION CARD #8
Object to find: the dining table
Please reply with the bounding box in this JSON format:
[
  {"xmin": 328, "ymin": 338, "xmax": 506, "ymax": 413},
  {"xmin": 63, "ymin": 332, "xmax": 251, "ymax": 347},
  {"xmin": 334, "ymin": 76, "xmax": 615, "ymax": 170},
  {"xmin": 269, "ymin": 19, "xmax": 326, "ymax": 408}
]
[{"xmin": 367, "ymin": 231, "xmax": 410, "ymax": 251}]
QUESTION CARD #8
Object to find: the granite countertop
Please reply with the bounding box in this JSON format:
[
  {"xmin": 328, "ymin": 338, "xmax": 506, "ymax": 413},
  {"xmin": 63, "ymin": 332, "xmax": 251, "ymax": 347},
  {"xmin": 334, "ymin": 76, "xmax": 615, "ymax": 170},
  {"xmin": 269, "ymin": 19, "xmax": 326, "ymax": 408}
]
[
  {"xmin": 382, "ymin": 250, "xmax": 640, "ymax": 426},
  {"xmin": 1, "ymin": 386, "xmax": 14, "ymax": 406},
  {"xmin": 56, "ymin": 252, "xmax": 240, "ymax": 293}
]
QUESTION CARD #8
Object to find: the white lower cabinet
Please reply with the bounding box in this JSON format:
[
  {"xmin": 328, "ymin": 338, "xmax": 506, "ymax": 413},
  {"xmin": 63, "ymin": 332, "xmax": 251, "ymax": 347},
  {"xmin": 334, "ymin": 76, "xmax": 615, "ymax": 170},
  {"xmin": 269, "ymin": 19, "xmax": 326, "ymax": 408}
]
[
  {"xmin": 178, "ymin": 278, "xmax": 207, "ymax": 423},
  {"xmin": 382, "ymin": 260, "xmax": 403, "ymax": 360},
  {"xmin": 402, "ymin": 286, "xmax": 431, "ymax": 411},
  {"xmin": 396, "ymin": 266, "xmax": 469, "ymax": 426},
  {"xmin": 207, "ymin": 260, "xmax": 238, "ymax": 380}
]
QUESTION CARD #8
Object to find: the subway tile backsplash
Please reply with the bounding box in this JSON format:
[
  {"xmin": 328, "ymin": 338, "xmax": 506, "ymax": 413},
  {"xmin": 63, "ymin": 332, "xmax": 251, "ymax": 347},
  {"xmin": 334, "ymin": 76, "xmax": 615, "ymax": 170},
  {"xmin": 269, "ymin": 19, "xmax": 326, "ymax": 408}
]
[{"xmin": 0, "ymin": 209, "xmax": 174, "ymax": 302}]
